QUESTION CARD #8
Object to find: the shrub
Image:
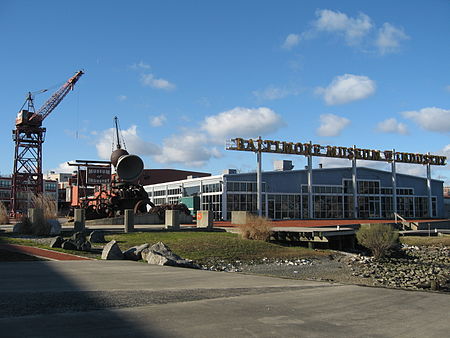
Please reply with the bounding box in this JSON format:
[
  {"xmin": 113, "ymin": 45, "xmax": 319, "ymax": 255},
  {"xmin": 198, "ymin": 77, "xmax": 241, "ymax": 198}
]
[
  {"xmin": 0, "ymin": 201, "xmax": 9, "ymax": 224},
  {"xmin": 32, "ymin": 193, "xmax": 57, "ymax": 220},
  {"xmin": 356, "ymin": 224, "xmax": 399, "ymax": 260},
  {"xmin": 238, "ymin": 214, "xmax": 273, "ymax": 241}
]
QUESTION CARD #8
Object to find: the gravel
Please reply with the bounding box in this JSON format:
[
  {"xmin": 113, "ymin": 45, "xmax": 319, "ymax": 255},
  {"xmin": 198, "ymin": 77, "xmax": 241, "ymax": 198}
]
[{"xmin": 199, "ymin": 245, "xmax": 450, "ymax": 292}]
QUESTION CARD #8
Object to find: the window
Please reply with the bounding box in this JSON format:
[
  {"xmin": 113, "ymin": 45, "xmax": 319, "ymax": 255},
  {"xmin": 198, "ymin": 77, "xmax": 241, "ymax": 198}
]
[
  {"xmin": 226, "ymin": 181, "xmax": 266, "ymax": 192},
  {"xmin": 167, "ymin": 188, "xmax": 181, "ymax": 195},
  {"xmin": 381, "ymin": 196, "xmax": 393, "ymax": 218},
  {"xmin": 397, "ymin": 188, "xmax": 414, "ymax": 196},
  {"xmin": 397, "ymin": 196, "xmax": 414, "ymax": 218},
  {"xmin": 381, "ymin": 188, "xmax": 392, "ymax": 195},
  {"xmin": 414, "ymin": 197, "xmax": 428, "ymax": 218},
  {"xmin": 313, "ymin": 195, "xmax": 343, "ymax": 218},
  {"xmin": 153, "ymin": 190, "xmax": 166, "ymax": 197},
  {"xmin": 0, "ymin": 180, "xmax": 11, "ymax": 188},
  {"xmin": 357, "ymin": 181, "xmax": 379, "ymax": 195},
  {"xmin": 203, "ymin": 194, "xmax": 222, "ymax": 220}
]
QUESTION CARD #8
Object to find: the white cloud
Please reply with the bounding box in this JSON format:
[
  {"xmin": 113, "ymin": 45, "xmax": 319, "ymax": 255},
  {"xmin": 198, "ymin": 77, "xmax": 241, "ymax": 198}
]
[
  {"xmin": 375, "ymin": 23, "xmax": 409, "ymax": 55},
  {"xmin": 316, "ymin": 114, "xmax": 350, "ymax": 137},
  {"xmin": 316, "ymin": 74, "xmax": 376, "ymax": 105},
  {"xmin": 252, "ymin": 86, "xmax": 300, "ymax": 101},
  {"xmin": 441, "ymin": 144, "xmax": 450, "ymax": 157},
  {"xmin": 201, "ymin": 107, "xmax": 284, "ymax": 143},
  {"xmin": 282, "ymin": 33, "xmax": 301, "ymax": 50},
  {"xmin": 314, "ymin": 9, "xmax": 373, "ymax": 45},
  {"xmin": 141, "ymin": 73, "xmax": 175, "ymax": 91},
  {"xmin": 50, "ymin": 161, "xmax": 77, "ymax": 174},
  {"xmin": 402, "ymin": 107, "xmax": 450, "ymax": 133},
  {"xmin": 129, "ymin": 61, "xmax": 151, "ymax": 70},
  {"xmin": 154, "ymin": 133, "xmax": 221, "ymax": 167},
  {"xmin": 95, "ymin": 125, "xmax": 161, "ymax": 160},
  {"xmin": 283, "ymin": 9, "xmax": 408, "ymax": 55},
  {"xmin": 376, "ymin": 118, "xmax": 408, "ymax": 135},
  {"xmin": 149, "ymin": 114, "xmax": 167, "ymax": 127},
  {"xmin": 117, "ymin": 95, "xmax": 127, "ymax": 102}
]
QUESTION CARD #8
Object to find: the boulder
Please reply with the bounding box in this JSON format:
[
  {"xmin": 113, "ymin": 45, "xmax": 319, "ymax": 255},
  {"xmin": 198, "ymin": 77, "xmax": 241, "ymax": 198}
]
[
  {"xmin": 61, "ymin": 240, "xmax": 78, "ymax": 250},
  {"xmin": 144, "ymin": 242, "xmax": 199, "ymax": 269},
  {"xmin": 123, "ymin": 243, "xmax": 150, "ymax": 261},
  {"xmin": 13, "ymin": 222, "xmax": 23, "ymax": 234},
  {"xmin": 48, "ymin": 219, "xmax": 62, "ymax": 235},
  {"xmin": 80, "ymin": 241, "xmax": 92, "ymax": 252},
  {"xmin": 50, "ymin": 236, "xmax": 65, "ymax": 248},
  {"xmin": 88, "ymin": 230, "xmax": 106, "ymax": 243},
  {"xmin": 101, "ymin": 240, "xmax": 123, "ymax": 260},
  {"xmin": 71, "ymin": 232, "xmax": 87, "ymax": 250}
]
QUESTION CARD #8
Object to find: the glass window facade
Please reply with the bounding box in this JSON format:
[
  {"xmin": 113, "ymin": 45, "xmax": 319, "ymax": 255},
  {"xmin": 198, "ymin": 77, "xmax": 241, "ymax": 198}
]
[{"xmin": 144, "ymin": 169, "xmax": 442, "ymax": 221}]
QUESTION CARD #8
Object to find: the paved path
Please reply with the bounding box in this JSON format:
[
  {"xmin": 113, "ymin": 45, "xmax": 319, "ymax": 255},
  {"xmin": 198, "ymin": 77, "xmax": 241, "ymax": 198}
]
[
  {"xmin": 0, "ymin": 260, "xmax": 449, "ymax": 337},
  {"xmin": 0, "ymin": 244, "xmax": 91, "ymax": 261}
]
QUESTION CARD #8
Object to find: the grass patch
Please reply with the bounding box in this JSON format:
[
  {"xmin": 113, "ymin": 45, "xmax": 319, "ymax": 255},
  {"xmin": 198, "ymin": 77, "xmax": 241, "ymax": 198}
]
[
  {"xmin": 0, "ymin": 231, "xmax": 328, "ymax": 263},
  {"xmin": 400, "ymin": 235, "xmax": 450, "ymax": 247},
  {"xmin": 0, "ymin": 234, "xmax": 101, "ymax": 259},
  {"xmin": 105, "ymin": 231, "xmax": 326, "ymax": 264}
]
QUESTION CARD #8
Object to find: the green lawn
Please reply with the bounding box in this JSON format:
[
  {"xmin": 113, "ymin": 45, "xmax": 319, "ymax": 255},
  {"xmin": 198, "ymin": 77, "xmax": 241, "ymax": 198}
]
[
  {"xmin": 106, "ymin": 231, "xmax": 327, "ymax": 263},
  {"xmin": 0, "ymin": 231, "xmax": 326, "ymax": 263}
]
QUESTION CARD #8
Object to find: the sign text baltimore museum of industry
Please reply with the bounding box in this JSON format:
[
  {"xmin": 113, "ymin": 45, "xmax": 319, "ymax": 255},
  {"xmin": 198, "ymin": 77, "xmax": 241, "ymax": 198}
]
[{"xmin": 227, "ymin": 138, "xmax": 446, "ymax": 166}]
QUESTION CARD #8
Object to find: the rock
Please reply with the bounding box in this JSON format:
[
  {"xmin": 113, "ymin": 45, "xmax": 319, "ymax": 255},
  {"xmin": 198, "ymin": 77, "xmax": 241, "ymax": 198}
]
[
  {"xmin": 144, "ymin": 242, "xmax": 199, "ymax": 268},
  {"xmin": 71, "ymin": 231, "xmax": 86, "ymax": 242},
  {"xmin": 61, "ymin": 240, "xmax": 78, "ymax": 250},
  {"xmin": 13, "ymin": 222, "xmax": 23, "ymax": 233},
  {"xmin": 146, "ymin": 252, "xmax": 171, "ymax": 266},
  {"xmin": 101, "ymin": 240, "xmax": 123, "ymax": 260},
  {"xmin": 124, "ymin": 243, "xmax": 150, "ymax": 261},
  {"xmin": 88, "ymin": 230, "xmax": 106, "ymax": 243},
  {"xmin": 71, "ymin": 232, "xmax": 87, "ymax": 250},
  {"xmin": 80, "ymin": 241, "xmax": 91, "ymax": 252},
  {"xmin": 47, "ymin": 219, "xmax": 61, "ymax": 235},
  {"xmin": 50, "ymin": 236, "xmax": 65, "ymax": 248}
]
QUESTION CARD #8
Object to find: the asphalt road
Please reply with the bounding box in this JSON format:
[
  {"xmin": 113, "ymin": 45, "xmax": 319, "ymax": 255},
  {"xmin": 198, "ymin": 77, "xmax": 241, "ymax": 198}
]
[{"xmin": 0, "ymin": 261, "xmax": 449, "ymax": 337}]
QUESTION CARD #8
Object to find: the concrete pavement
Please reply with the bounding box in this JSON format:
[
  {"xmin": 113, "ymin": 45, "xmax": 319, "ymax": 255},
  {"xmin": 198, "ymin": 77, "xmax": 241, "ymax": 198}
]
[{"xmin": 0, "ymin": 260, "xmax": 449, "ymax": 337}]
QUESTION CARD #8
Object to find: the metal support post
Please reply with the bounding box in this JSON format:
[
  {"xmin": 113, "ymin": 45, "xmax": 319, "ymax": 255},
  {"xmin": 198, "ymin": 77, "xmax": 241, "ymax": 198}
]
[
  {"xmin": 352, "ymin": 145, "xmax": 358, "ymax": 219},
  {"xmin": 307, "ymin": 141, "xmax": 313, "ymax": 219},
  {"xmin": 221, "ymin": 176, "xmax": 227, "ymax": 220},
  {"xmin": 392, "ymin": 149, "xmax": 397, "ymax": 217},
  {"xmin": 256, "ymin": 137, "xmax": 263, "ymax": 217},
  {"xmin": 427, "ymin": 157, "xmax": 432, "ymax": 217}
]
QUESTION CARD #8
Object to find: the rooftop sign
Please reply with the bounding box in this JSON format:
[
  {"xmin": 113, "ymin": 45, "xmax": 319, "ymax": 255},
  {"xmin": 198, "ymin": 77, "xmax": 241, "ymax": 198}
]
[{"xmin": 226, "ymin": 138, "xmax": 446, "ymax": 166}]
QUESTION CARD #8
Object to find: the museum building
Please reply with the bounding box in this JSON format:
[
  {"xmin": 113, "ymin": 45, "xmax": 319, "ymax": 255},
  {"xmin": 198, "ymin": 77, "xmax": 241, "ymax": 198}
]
[{"xmin": 144, "ymin": 162, "xmax": 444, "ymax": 221}]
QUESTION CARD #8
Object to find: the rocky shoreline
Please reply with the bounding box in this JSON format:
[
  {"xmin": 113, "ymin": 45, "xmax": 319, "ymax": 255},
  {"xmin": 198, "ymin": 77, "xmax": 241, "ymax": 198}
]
[
  {"xmin": 350, "ymin": 244, "xmax": 449, "ymax": 291},
  {"xmin": 200, "ymin": 244, "xmax": 450, "ymax": 292}
]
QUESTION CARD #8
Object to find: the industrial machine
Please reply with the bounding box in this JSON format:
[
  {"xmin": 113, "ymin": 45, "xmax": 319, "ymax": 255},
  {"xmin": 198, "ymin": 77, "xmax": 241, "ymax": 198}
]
[
  {"xmin": 11, "ymin": 70, "xmax": 84, "ymax": 215},
  {"xmin": 72, "ymin": 117, "xmax": 155, "ymax": 219}
]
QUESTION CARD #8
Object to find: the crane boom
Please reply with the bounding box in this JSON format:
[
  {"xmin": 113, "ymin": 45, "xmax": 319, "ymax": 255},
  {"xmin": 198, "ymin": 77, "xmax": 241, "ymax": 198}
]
[
  {"xmin": 30, "ymin": 70, "xmax": 84, "ymax": 122},
  {"xmin": 10, "ymin": 70, "xmax": 84, "ymax": 215}
]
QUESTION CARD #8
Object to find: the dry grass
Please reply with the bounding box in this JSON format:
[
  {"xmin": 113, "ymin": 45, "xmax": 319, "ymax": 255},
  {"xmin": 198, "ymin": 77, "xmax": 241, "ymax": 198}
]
[
  {"xmin": 13, "ymin": 194, "xmax": 56, "ymax": 235},
  {"xmin": 400, "ymin": 235, "xmax": 450, "ymax": 247},
  {"xmin": 0, "ymin": 201, "xmax": 9, "ymax": 224},
  {"xmin": 32, "ymin": 194, "xmax": 57, "ymax": 220},
  {"xmin": 238, "ymin": 214, "xmax": 273, "ymax": 241}
]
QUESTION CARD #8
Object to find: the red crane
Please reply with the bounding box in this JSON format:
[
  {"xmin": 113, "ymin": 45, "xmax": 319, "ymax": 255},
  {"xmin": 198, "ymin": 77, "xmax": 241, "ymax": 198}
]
[{"xmin": 11, "ymin": 70, "xmax": 84, "ymax": 215}]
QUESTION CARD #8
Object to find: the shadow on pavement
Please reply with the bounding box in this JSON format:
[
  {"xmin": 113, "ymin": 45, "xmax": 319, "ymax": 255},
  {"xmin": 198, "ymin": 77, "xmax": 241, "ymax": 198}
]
[{"xmin": 0, "ymin": 261, "xmax": 162, "ymax": 337}]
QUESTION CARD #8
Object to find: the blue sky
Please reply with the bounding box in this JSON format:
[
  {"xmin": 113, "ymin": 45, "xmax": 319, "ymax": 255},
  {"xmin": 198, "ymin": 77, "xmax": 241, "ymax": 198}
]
[{"xmin": 1, "ymin": 1, "xmax": 449, "ymax": 182}]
